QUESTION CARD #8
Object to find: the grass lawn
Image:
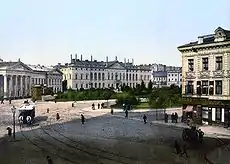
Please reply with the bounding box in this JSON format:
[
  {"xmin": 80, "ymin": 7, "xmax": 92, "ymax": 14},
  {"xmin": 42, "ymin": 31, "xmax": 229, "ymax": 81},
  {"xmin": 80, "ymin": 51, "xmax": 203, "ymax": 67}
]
[{"xmin": 134, "ymin": 102, "xmax": 150, "ymax": 109}]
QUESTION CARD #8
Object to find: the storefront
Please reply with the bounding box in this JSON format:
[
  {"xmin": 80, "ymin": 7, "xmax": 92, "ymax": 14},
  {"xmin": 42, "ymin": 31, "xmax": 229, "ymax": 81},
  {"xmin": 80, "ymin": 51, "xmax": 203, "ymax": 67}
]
[{"xmin": 182, "ymin": 97, "xmax": 230, "ymax": 127}]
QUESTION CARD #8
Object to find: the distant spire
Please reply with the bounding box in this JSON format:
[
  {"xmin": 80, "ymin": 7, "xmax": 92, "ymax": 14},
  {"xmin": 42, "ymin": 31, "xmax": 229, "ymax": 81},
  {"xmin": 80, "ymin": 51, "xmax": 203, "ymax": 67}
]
[{"xmin": 18, "ymin": 58, "xmax": 21, "ymax": 62}]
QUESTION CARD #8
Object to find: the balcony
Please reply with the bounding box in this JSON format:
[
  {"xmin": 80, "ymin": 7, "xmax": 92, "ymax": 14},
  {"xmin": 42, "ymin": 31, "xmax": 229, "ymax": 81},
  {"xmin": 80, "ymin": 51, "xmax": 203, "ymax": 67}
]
[
  {"xmin": 199, "ymin": 71, "xmax": 210, "ymax": 79},
  {"xmin": 213, "ymin": 70, "xmax": 224, "ymax": 78},
  {"xmin": 185, "ymin": 72, "xmax": 196, "ymax": 79}
]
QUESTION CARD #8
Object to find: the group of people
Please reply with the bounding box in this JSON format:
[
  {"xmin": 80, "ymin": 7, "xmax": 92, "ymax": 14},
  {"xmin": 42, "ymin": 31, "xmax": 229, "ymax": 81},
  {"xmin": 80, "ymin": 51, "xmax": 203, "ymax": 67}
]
[
  {"xmin": 1, "ymin": 99, "xmax": 11, "ymax": 104},
  {"xmin": 92, "ymin": 103, "xmax": 105, "ymax": 110},
  {"xmin": 164, "ymin": 112, "xmax": 179, "ymax": 123}
]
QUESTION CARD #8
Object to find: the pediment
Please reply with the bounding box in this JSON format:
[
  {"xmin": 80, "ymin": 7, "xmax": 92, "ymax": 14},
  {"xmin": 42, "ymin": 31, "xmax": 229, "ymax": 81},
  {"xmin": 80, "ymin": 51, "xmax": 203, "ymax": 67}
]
[
  {"xmin": 7, "ymin": 62, "xmax": 33, "ymax": 71},
  {"xmin": 108, "ymin": 62, "xmax": 125, "ymax": 69}
]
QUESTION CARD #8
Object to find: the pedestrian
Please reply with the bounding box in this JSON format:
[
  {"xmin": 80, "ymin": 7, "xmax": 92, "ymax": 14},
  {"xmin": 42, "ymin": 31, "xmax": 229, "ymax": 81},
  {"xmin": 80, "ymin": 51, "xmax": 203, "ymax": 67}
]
[
  {"xmin": 47, "ymin": 108, "xmax": 49, "ymax": 113},
  {"xmin": 56, "ymin": 113, "xmax": 60, "ymax": 120},
  {"xmin": 164, "ymin": 113, "xmax": 168, "ymax": 123},
  {"xmin": 1, "ymin": 99, "xmax": 4, "ymax": 104},
  {"xmin": 9, "ymin": 99, "xmax": 11, "ymax": 104},
  {"xmin": 111, "ymin": 108, "xmax": 114, "ymax": 115},
  {"xmin": 125, "ymin": 109, "xmax": 128, "ymax": 118},
  {"xmin": 54, "ymin": 99, "xmax": 56, "ymax": 103},
  {"xmin": 171, "ymin": 113, "xmax": 174, "ymax": 123},
  {"xmin": 46, "ymin": 156, "xmax": 53, "ymax": 164},
  {"xmin": 174, "ymin": 140, "xmax": 181, "ymax": 154},
  {"xmin": 92, "ymin": 103, "xmax": 95, "ymax": 110},
  {"xmin": 101, "ymin": 103, "xmax": 104, "ymax": 109},
  {"xmin": 181, "ymin": 144, "xmax": 188, "ymax": 157},
  {"xmin": 6, "ymin": 127, "xmax": 12, "ymax": 137},
  {"xmin": 143, "ymin": 114, "xmax": 147, "ymax": 124},
  {"xmin": 98, "ymin": 103, "xmax": 100, "ymax": 109},
  {"xmin": 175, "ymin": 112, "xmax": 178, "ymax": 123},
  {"xmin": 198, "ymin": 129, "xmax": 204, "ymax": 143},
  {"xmin": 81, "ymin": 114, "xmax": 85, "ymax": 124}
]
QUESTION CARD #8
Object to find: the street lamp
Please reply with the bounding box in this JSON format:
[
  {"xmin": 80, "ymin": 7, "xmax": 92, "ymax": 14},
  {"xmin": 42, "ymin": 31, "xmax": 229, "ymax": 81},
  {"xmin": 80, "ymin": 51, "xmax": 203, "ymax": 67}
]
[{"xmin": 11, "ymin": 106, "xmax": 16, "ymax": 141}]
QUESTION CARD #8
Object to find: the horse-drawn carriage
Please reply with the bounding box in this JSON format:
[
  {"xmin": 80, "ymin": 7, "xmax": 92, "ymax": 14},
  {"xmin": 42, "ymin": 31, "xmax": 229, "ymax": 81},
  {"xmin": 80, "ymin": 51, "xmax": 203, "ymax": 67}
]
[
  {"xmin": 182, "ymin": 126, "xmax": 199, "ymax": 142},
  {"xmin": 18, "ymin": 101, "xmax": 35, "ymax": 124}
]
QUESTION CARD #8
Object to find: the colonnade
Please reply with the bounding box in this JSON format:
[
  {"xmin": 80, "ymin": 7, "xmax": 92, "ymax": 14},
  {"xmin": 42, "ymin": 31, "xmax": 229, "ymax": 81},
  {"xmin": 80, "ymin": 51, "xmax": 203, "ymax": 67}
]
[{"xmin": 2, "ymin": 74, "xmax": 31, "ymax": 98}]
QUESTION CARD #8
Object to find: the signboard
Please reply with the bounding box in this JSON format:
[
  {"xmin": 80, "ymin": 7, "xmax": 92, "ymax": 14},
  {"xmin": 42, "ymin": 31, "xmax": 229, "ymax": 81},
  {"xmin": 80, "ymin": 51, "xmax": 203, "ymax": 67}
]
[{"xmin": 182, "ymin": 97, "xmax": 230, "ymax": 107}]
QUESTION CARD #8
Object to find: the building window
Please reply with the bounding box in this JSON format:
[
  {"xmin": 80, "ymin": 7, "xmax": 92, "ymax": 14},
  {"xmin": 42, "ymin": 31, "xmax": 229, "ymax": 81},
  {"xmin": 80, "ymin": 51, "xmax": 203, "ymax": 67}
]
[
  {"xmin": 209, "ymin": 81, "xmax": 214, "ymax": 95},
  {"xmin": 98, "ymin": 73, "xmax": 101, "ymax": 80},
  {"xmin": 99, "ymin": 83, "xmax": 101, "ymax": 88},
  {"xmin": 216, "ymin": 56, "xmax": 223, "ymax": 70},
  {"xmin": 202, "ymin": 107, "xmax": 209, "ymax": 119},
  {"xmin": 186, "ymin": 81, "xmax": 193, "ymax": 94},
  {"xmin": 81, "ymin": 74, "xmax": 83, "ymax": 80},
  {"xmin": 136, "ymin": 74, "xmax": 138, "ymax": 81},
  {"xmin": 75, "ymin": 84, "xmax": 78, "ymax": 89},
  {"xmin": 115, "ymin": 73, "xmax": 118, "ymax": 80},
  {"xmin": 216, "ymin": 108, "xmax": 222, "ymax": 121},
  {"xmin": 202, "ymin": 57, "xmax": 209, "ymax": 71},
  {"xmin": 132, "ymin": 74, "xmax": 135, "ymax": 81},
  {"xmin": 188, "ymin": 59, "xmax": 194, "ymax": 71},
  {"xmin": 202, "ymin": 81, "xmax": 208, "ymax": 95},
  {"xmin": 111, "ymin": 73, "xmax": 114, "ymax": 80},
  {"xmin": 108, "ymin": 73, "xmax": 110, "ymax": 80},
  {"xmin": 94, "ymin": 73, "xmax": 97, "ymax": 80},
  {"xmin": 129, "ymin": 74, "xmax": 131, "ymax": 80},
  {"xmin": 197, "ymin": 81, "xmax": 201, "ymax": 95},
  {"xmin": 120, "ymin": 73, "xmax": 122, "ymax": 80},
  {"xmin": 94, "ymin": 83, "xmax": 97, "ymax": 88},
  {"xmin": 86, "ymin": 74, "xmax": 88, "ymax": 80},
  {"xmin": 102, "ymin": 83, "xmax": 105, "ymax": 88},
  {"xmin": 81, "ymin": 84, "xmax": 83, "ymax": 88},
  {"xmin": 215, "ymin": 80, "xmax": 222, "ymax": 95},
  {"xmin": 86, "ymin": 84, "xmax": 88, "ymax": 88},
  {"xmin": 102, "ymin": 73, "xmax": 105, "ymax": 80},
  {"xmin": 90, "ymin": 73, "xmax": 93, "ymax": 80}
]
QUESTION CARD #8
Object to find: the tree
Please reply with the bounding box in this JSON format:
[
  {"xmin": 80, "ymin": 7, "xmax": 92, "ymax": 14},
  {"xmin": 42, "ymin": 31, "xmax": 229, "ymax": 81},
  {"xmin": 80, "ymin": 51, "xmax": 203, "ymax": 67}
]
[
  {"xmin": 62, "ymin": 80, "xmax": 67, "ymax": 92},
  {"xmin": 147, "ymin": 80, "xmax": 153, "ymax": 90},
  {"xmin": 141, "ymin": 80, "xmax": 146, "ymax": 90}
]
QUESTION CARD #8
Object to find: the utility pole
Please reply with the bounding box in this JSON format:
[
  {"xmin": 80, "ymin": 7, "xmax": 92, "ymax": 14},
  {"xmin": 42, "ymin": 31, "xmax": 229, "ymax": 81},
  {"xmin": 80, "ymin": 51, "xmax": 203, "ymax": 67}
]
[{"xmin": 11, "ymin": 106, "xmax": 16, "ymax": 141}]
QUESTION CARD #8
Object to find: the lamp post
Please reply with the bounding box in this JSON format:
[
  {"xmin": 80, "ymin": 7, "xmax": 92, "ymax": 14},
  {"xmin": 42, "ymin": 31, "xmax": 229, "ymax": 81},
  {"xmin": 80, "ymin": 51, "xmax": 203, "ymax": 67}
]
[{"xmin": 11, "ymin": 106, "xmax": 16, "ymax": 141}]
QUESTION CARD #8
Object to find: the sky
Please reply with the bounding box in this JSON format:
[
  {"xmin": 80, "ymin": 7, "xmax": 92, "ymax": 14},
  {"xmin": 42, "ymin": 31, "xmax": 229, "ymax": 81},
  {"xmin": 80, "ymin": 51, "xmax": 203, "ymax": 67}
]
[{"xmin": 0, "ymin": 0, "xmax": 230, "ymax": 66}]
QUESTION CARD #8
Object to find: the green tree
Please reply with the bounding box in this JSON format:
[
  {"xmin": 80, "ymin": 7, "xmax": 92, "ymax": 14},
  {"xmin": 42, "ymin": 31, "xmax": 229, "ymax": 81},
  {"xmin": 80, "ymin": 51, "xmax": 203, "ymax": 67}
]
[
  {"xmin": 147, "ymin": 80, "xmax": 153, "ymax": 90},
  {"xmin": 140, "ymin": 80, "xmax": 146, "ymax": 91}
]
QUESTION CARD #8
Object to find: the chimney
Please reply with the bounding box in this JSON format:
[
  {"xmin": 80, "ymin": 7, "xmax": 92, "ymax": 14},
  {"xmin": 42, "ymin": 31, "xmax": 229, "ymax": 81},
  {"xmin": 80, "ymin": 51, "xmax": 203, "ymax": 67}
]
[
  {"xmin": 75, "ymin": 53, "xmax": 77, "ymax": 60},
  {"xmin": 132, "ymin": 58, "xmax": 134, "ymax": 65},
  {"xmin": 91, "ymin": 55, "xmax": 93, "ymax": 61},
  {"xmin": 124, "ymin": 58, "xmax": 126, "ymax": 66},
  {"xmin": 115, "ymin": 56, "xmax": 117, "ymax": 61},
  {"xmin": 81, "ymin": 54, "xmax": 83, "ymax": 61},
  {"xmin": 106, "ymin": 56, "xmax": 108, "ymax": 63},
  {"xmin": 128, "ymin": 59, "xmax": 130, "ymax": 63},
  {"xmin": 70, "ymin": 54, "xmax": 72, "ymax": 62},
  {"xmin": 18, "ymin": 58, "xmax": 21, "ymax": 62}
]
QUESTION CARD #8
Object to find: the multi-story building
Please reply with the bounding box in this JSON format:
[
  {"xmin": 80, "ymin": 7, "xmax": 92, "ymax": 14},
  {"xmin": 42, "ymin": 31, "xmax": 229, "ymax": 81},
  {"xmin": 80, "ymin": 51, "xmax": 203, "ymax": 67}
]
[
  {"xmin": 178, "ymin": 27, "xmax": 230, "ymax": 127},
  {"xmin": 151, "ymin": 71, "xmax": 167, "ymax": 88},
  {"xmin": 167, "ymin": 67, "xmax": 182, "ymax": 87},
  {"xmin": 0, "ymin": 58, "xmax": 62, "ymax": 99},
  {"xmin": 59, "ymin": 54, "xmax": 152, "ymax": 90}
]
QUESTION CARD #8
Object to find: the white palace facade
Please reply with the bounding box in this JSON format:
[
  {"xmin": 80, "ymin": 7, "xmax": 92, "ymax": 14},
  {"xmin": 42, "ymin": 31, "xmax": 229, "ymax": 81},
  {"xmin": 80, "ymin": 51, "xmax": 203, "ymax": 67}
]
[
  {"xmin": 0, "ymin": 59, "xmax": 63, "ymax": 99},
  {"xmin": 59, "ymin": 54, "xmax": 152, "ymax": 90}
]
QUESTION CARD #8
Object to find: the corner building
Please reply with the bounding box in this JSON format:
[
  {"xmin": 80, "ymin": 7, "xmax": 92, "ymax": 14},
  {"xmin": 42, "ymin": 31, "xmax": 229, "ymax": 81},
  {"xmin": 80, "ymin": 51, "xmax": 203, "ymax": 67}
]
[
  {"xmin": 59, "ymin": 55, "xmax": 152, "ymax": 90},
  {"xmin": 178, "ymin": 27, "xmax": 230, "ymax": 127}
]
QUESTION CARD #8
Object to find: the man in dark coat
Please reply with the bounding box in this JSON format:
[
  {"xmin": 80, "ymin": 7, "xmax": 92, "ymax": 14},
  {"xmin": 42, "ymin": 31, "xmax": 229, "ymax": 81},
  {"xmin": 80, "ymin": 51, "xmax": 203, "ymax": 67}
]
[
  {"xmin": 125, "ymin": 110, "xmax": 128, "ymax": 118},
  {"xmin": 81, "ymin": 114, "xmax": 85, "ymax": 124},
  {"xmin": 175, "ymin": 112, "xmax": 178, "ymax": 123},
  {"xmin": 7, "ymin": 127, "xmax": 12, "ymax": 137},
  {"xmin": 56, "ymin": 113, "xmax": 60, "ymax": 120},
  {"xmin": 143, "ymin": 114, "xmax": 147, "ymax": 124},
  {"xmin": 198, "ymin": 129, "xmax": 204, "ymax": 143}
]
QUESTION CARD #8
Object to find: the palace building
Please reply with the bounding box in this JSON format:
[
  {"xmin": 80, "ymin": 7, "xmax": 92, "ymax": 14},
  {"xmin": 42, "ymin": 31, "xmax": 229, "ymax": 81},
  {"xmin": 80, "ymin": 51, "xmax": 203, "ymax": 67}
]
[
  {"xmin": 178, "ymin": 27, "xmax": 230, "ymax": 127},
  {"xmin": 58, "ymin": 54, "xmax": 152, "ymax": 90},
  {"xmin": 0, "ymin": 59, "xmax": 63, "ymax": 99}
]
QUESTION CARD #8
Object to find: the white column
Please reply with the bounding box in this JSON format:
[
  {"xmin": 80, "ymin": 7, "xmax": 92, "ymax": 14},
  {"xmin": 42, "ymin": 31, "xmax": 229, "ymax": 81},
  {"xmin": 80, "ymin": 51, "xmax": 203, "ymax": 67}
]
[
  {"xmin": 20, "ymin": 76, "xmax": 23, "ymax": 97},
  {"xmin": 25, "ymin": 76, "xmax": 28, "ymax": 97},
  {"xmin": 212, "ymin": 108, "xmax": 216, "ymax": 121},
  {"xmin": 9, "ymin": 76, "xmax": 13, "ymax": 98},
  {"xmin": 3, "ymin": 75, "xmax": 7, "ymax": 98},
  {"xmin": 15, "ymin": 76, "xmax": 18, "ymax": 97}
]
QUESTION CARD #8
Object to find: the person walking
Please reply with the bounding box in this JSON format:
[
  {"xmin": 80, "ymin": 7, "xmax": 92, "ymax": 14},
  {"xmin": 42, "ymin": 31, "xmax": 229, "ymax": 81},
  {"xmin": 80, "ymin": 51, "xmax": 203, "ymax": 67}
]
[
  {"xmin": 198, "ymin": 129, "xmax": 204, "ymax": 143},
  {"xmin": 175, "ymin": 112, "xmax": 178, "ymax": 123},
  {"xmin": 143, "ymin": 114, "xmax": 147, "ymax": 124},
  {"xmin": 6, "ymin": 127, "xmax": 12, "ymax": 137},
  {"xmin": 56, "ymin": 113, "xmax": 60, "ymax": 120},
  {"xmin": 81, "ymin": 114, "xmax": 85, "ymax": 124},
  {"xmin": 98, "ymin": 103, "xmax": 100, "ymax": 109},
  {"xmin": 125, "ymin": 109, "xmax": 128, "ymax": 118},
  {"xmin": 111, "ymin": 108, "xmax": 114, "ymax": 115}
]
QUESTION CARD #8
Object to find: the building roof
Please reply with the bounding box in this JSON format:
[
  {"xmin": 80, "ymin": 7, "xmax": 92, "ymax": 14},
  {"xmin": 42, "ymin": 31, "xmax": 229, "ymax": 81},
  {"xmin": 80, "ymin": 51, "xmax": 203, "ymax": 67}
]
[
  {"xmin": 178, "ymin": 27, "xmax": 230, "ymax": 49},
  {"xmin": 58, "ymin": 58, "xmax": 151, "ymax": 71},
  {"xmin": 152, "ymin": 71, "xmax": 167, "ymax": 77}
]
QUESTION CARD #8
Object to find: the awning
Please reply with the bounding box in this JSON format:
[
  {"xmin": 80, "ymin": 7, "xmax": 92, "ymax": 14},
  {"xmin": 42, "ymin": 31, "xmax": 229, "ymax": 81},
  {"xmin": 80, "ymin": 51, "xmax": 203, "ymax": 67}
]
[{"xmin": 184, "ymin": 105, "xmax": 193, "ymax": 112}]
